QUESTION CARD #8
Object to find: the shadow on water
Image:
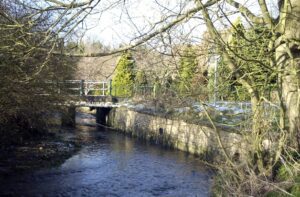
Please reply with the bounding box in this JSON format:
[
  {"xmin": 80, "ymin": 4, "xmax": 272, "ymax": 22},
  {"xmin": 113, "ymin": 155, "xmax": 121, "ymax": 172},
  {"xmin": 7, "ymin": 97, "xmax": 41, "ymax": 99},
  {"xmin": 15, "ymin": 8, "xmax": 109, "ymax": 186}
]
[{"xmin": 0, "ymin": 112, "xmax": 213, "ymax": 197}]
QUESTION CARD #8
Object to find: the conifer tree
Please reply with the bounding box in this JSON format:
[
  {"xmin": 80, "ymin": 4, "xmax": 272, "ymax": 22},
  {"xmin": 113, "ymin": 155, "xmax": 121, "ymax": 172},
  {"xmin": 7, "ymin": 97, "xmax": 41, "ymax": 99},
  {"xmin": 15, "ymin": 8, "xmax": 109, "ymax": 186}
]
[
  {"xmin": 229, "ymin": 18, "xmax": 272, "ymax": 88},
  {"xmin": 135, "ymin": 70, "xmax": 148, "ymax": 86},
  {"xmin": 134, "ymin": 70, "xmax": 148, "ymax": 96},
  {"xmin": 177, "ymin": 45, "xmax": 198, "ymax": 94},
  {"xmin": 216, "ymin": 18, "xmax": 272, "ymax": 101},
  {"xmin": 111, "ymin": 51, "xmax": 136, "ymax": 97}
]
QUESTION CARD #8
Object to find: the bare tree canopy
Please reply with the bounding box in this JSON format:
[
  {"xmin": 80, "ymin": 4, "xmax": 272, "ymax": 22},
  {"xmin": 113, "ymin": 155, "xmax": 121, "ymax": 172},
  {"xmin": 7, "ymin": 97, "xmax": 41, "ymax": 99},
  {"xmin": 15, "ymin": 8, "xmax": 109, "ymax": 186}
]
[{"xmin": 0, "ymin": 0, "xmax": 299, "ymax": 196}]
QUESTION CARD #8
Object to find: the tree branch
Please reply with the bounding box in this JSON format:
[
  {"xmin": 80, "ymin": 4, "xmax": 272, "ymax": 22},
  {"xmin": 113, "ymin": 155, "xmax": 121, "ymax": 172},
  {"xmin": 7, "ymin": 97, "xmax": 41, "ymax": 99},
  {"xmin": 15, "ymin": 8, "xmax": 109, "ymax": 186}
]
[
  {"xmin": 45, "ymin": 0, "xmax": 94, "ymax": 8},
  {"xmin": 226, "ymin": 0, "xmax": 264, "ymax": 24},
  {"xmin": 258, "ymin": 0, "xmax": 274, "ymax": 26},
  {"xmin": 47, "ymin": 0, "xmax": 220, "ymax": 57}
]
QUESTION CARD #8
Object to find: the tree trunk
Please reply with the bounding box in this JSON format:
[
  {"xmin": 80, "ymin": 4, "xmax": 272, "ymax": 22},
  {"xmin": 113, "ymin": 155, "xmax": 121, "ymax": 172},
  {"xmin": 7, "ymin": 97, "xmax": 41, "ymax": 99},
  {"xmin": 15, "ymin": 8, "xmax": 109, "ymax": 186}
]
[
  {"xmin": 250, "ymin": 94, "xmax": 265, "ymax": 171},
  {"xmin": 277, "ymin": 0, "xmax": 300, "ymax": 150},
  {"xmin": 280, "ymin": 49, "xmax": 300, "ymax": 150}
]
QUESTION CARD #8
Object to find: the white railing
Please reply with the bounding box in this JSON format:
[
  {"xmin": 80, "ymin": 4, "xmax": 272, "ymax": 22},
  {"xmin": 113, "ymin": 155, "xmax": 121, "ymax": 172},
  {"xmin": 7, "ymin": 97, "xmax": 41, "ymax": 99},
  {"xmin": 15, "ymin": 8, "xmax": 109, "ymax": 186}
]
[{"xmin": 57, "ymin": 80, "xmax": 111, "ymax": 96}]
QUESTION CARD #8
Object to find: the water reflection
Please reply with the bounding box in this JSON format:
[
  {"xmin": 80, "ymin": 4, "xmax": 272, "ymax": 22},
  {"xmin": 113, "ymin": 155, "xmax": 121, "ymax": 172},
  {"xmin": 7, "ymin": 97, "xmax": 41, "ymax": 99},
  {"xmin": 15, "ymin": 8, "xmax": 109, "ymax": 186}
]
[{"xmin": 0, "ymin": 113, "xmax": 212, "ymax": 197}]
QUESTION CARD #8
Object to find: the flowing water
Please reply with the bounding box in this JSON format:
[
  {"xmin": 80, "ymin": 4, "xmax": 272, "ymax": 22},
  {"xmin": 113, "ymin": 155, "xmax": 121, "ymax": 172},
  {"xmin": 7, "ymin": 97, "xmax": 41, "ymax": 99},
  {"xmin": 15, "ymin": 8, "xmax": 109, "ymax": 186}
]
[{"xmin": 0, "ymin": 113, "xmax": 213, "ymax": 197}]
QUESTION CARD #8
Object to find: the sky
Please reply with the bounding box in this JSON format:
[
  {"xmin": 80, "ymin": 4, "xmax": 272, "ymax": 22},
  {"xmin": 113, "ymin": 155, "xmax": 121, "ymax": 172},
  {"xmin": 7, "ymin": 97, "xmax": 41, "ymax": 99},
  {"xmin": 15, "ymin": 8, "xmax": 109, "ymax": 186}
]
[
  {"xmin": 79, "ymin": 0, "xmax": 203, "ymax": 47},
  {"xmin": 74, "ymin": 0, "xmax": 279, "ymax": 47}
]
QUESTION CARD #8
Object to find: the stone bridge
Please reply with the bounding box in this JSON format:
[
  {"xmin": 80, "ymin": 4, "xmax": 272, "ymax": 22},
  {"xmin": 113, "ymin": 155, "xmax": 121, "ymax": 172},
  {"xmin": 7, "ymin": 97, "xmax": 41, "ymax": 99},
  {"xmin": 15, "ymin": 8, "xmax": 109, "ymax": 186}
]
[
  {"xmin": 56, "ymin": 79, "xmax": 174, "ymax": 127},
  {"xmin": 59, "ymin": 80, "xmax": 126, "ymax": 127}
]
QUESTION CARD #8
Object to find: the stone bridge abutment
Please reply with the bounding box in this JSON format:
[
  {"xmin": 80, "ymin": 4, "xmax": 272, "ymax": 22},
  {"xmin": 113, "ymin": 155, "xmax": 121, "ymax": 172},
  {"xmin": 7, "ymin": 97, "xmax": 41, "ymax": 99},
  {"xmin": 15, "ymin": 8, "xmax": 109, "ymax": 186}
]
[{"xmin": 61, "ymin": 105, "xmax": 113, "ymax": 127}]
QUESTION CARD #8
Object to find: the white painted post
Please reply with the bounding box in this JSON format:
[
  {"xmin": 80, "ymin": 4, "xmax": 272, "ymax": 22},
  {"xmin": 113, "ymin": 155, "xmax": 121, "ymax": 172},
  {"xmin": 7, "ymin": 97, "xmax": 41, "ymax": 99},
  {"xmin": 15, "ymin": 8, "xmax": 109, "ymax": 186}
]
[
  {"xmin": 80, "ymin": 80, "xmax": 84, "ymax": 96},
  {"xmin": 102, "ymin": 82, "xmax": 105, "ymax": 96},
  {"xmin": 214, "ymin": 56, "xmax": 218, "ymax": 105},
  {"xmin": 85, "ymin": 81, "xmax": 88, "ymax": 95}
]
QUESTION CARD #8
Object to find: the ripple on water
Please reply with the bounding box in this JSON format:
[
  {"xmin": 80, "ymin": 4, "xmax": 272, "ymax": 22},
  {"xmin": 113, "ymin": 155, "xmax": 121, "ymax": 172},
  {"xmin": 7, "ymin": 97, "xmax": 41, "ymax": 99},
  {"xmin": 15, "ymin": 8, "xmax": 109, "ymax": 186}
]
[{"xmin": 0, "ymin": 118, "xmax": 212, "ymax": 197}]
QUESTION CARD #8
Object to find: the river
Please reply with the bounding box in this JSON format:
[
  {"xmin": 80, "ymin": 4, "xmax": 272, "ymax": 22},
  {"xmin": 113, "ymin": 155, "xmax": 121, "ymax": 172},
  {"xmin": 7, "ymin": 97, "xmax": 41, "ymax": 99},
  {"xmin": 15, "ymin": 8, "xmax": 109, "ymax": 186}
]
[{"xmin": 0, "ymin": 112, "xmax": 213, "ymax": 196}]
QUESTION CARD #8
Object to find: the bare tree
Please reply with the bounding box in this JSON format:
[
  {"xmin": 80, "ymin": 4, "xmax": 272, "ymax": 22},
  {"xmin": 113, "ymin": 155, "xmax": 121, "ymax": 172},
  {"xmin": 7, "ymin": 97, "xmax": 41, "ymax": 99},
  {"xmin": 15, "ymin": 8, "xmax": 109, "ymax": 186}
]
[
  {"xmin": 1, "ymin": 0, "xmax": 299, "ymax": 195},
  {"xmin": 66, "ymin": 0, "xmax": 298, "ymax": 195}
]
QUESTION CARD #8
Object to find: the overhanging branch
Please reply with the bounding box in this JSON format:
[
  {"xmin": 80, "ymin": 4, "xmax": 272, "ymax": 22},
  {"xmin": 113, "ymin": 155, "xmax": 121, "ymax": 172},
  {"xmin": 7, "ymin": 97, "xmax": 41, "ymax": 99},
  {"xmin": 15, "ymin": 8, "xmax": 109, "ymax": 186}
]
[
  {"xmin": 226, "ymin": 0, "xmax": 264, "ymax": 24},
  {"xmin": 48, "ymin": 0, "xmax": 220, "ymax": 57},
  {"xmin": 45, "ymin": 0, "xmax": 94, "ymax": 8}
]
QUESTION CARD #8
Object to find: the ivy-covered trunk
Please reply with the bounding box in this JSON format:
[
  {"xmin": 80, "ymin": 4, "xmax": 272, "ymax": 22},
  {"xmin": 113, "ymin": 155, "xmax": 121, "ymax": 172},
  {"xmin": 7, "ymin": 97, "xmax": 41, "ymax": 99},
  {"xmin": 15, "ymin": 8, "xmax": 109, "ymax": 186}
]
[
  {"xmin": 276, "ymin": 0, "xmax": 300, "ymax": 150},
  {"xmin": 279, "ymin": 51, "xmax": 300, "ymax": 150},
  {"xmin": 250, "ymin": 93, "xmax": 265, "ymax": 171}
]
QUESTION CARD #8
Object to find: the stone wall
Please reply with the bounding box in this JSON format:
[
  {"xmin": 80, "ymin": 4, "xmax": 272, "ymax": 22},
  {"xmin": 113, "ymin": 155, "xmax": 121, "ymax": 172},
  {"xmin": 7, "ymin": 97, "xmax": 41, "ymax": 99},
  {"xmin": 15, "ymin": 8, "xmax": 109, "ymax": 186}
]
[{"xmin": 107, "ymin": 107, "xmax": 245, "ymax": 161}]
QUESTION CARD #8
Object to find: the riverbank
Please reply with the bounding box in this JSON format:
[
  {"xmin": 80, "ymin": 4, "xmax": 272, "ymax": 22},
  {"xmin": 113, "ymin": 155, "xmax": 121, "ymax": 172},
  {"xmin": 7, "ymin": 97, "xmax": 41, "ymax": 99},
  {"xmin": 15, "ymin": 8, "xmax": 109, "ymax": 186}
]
[
  {"xmin": 0, "ymin": 114, "xmax": 213, "ymax": 197},
  {"xmin": 0, "ymin": 130, "xmax": 80, "ymax": 177},
  {"xmin": 107, "ymin": 107, "xmax": 244, "ymax": 162}
]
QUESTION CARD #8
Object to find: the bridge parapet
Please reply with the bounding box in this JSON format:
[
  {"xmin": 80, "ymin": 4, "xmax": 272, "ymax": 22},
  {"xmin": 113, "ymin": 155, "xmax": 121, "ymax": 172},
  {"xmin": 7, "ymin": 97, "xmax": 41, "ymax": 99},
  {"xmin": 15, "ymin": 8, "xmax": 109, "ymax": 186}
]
[
  {"xmin": 53, "ymin": 79, "xmax": 176, "ymax": 107},
  {"xmin": 60, "ymin": 80, "xmax": 111, "ymax": 96}
]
